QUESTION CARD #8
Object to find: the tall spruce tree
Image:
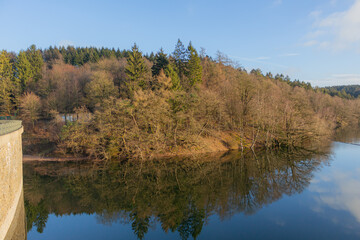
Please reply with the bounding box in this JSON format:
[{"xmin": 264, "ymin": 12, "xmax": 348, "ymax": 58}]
[
  {"xmin": 0, "ymin": 50, "xmax": 15, "ymax": 114},
  {"xmin": 172, "ymin": 39, "xmax": 188, "ymax": 78},
  {"xmin": 164, "ymin": 63, "xmax": 181, "ymax": 90},
  {"xmin": 43, "ymin": 46, "xmax": 61, "ymax": 63},
  {"xmin": 26, "ymin": 45, "xmax": 44, "ymax": 84},
  {"xmin": 16, "ymin": 51, "xmax": 33, "ymax": 91},
  {"xmin": 151, "ymin": 48, "xmax": 169, "ymax": 76},
  {"xmin": 125, "ymin": 44, "xmax": 148, "ymax": 96},
  {"xmin": 186, "ymin": 43, "xmax": 202, "ymax": 87}
]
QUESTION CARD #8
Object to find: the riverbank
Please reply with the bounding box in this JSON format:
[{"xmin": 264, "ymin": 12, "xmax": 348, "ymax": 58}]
[
  {"xmin": 22, "ymin": 129, "xmax": 263, "ymax": 162},
  {"xmin": 23, "ymin": 124, "xmax": 333, "ymax": 162},
  {"xmin": 23, "ymin": 155, "xmax": 90, "ymax": 162}
]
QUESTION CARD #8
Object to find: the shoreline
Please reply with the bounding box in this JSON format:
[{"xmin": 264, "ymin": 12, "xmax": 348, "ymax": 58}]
[
  {"xmin": 22, "ymin": 148, "xmax": 241, "ymax": 163},
  {"xmin": 22, "ymin": 132, "xmax": 246, "ymax": 163},
  {"xmin": 23, "ymin": 155, "xmax": 91, "ymax": 163},
  {"xmin": 22, "ymin": 132, "xmax": 338, "ymax": 163}
]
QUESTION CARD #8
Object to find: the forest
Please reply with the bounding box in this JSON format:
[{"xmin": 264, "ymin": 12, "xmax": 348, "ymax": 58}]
[
  {"xmin": 319, "ymin": 85, "xmax": 360, "ymax": 99},
  {"xmin": 1, "ymin": 40, "xmax": 360, "ymax": 160}
]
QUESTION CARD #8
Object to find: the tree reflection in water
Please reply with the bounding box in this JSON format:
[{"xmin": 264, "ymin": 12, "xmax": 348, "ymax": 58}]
[{"xmin": 24, "ymin": 147, "xmax": 331, "ymax": 239}]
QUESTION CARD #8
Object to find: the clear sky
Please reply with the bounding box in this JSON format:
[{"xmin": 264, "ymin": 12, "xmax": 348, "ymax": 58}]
[{"xmin": 1, "ymin": 0, "xmax": 360, "ymax": 87}]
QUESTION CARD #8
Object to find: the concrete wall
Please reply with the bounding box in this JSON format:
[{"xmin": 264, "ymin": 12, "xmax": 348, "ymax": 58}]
[{"xmin": 0, "ymin": 127, "xmax": 25, "ymax": 240}]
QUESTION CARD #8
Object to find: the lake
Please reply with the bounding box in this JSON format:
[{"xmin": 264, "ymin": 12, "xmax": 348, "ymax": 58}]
[{"xmin": 24, "ymin": 134, "xmax": 360, "ymax": 239}]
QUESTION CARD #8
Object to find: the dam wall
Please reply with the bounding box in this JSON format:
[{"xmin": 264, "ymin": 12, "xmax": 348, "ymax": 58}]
[{"xmin": 0, "ymin": 121, "xmax": 25, "ymax": 240}]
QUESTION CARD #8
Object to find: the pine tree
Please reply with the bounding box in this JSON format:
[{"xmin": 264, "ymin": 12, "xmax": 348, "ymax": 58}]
[
  {"xmin": 186, "ymin": 43, "xmax": 202, "ymax": 87},
  {"xmin": 125, "ymin": 44, "xmax": 148, "ymax": 96},
  {"xmin": 151, "ymin": 48, "xmax": 169, "ymax": 76}
]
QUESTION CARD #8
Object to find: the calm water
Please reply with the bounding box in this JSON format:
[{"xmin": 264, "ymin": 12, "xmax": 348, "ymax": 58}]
[{"xmin": 24, "ymin": 136, "xmax": 360, "ymax": 239}]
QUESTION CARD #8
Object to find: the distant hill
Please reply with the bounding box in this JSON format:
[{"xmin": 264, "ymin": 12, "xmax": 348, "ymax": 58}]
[{"xmin": 319, "ymin": 85, "xmax": 360, "ymax": 99}]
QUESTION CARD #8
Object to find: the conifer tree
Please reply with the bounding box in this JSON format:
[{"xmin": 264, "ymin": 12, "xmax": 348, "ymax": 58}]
[
  {"xmin": 16, "ymin": 51, "xmax": 33, "ymax": 91},
  {"xmin": 43, "ymin": 46, "xmax": 61, "ymax": 63},
  {"xmin": 186, "ymin": 43, "xmax": 202, "ymax": 86},
  {"xmin": 125, "ymin": 44, "xmax": 148, "ymax": 95},
  {"xmin": 152, "ymin": 48, "xmax": 169, "ymax": 76},
  {"xmin": 26, "ymin": 45, "xmax": 44, "ymax": 83},
  {"xmin": 89, "ymin": 50, "xmax": 100, "ymax": 63},
  {"xmin": 148, "ymin": 52, "xmax": 155, "ymax": 62},
  {"xmin": 0, "ymin": 50, "xmax": 15, "ymax": 114},
  {"xmin": 172, "ymin": 39, "xmax": 188, "ymax": 77},
  {"xmin": 164, "ymin": 63, "xmax": 181, "ymax": 90}
]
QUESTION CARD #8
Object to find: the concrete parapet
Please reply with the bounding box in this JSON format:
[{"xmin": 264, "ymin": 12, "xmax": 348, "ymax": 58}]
[{"xmin": 0, "ymin": 121, "xmax": 22, "ymax": 136}]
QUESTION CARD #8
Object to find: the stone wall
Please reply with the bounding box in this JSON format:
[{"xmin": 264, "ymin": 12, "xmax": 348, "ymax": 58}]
[{"xmin": 0, "ymin": 126, "xmax": 24, "ymax": 240}]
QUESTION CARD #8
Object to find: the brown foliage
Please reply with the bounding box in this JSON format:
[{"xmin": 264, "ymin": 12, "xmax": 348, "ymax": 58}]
[
  {"xmin": 38, "ymin": 61, "xmax": 91, "ymax": 114},
  {"xmin": 20, "ymin": 92, "xmax": 41, "ymax": 128},
  {"xmin": 43, "ymin": 55, "xmax": 360, "ymax": 159}
]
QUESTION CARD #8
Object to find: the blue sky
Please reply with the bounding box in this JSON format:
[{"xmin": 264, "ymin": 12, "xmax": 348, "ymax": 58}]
[{"xmin": 1, "ymin": 0, "xmax": 360, "ymax": 87}]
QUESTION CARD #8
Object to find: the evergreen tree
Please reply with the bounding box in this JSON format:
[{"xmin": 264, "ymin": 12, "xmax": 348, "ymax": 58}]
[
  {"xmin": 115, "ymin": 49, "xmax": 122, "ymax": 58},
  {"xmin": 172, "ymin": 39, "xmax": 188, "ymax": 77},
  {"xmin": 16, "ymin": 51, "xmax": 33, "ymax": 91},
  {"xmin": 43, "ymin": 46, "xmax": 61, "ymax": 63},
  {"xmin": 26, "ymin": 44, "xmax": 44, "ymax": 83},
  {"xmin": 89, "ymin": 49, "xmax": 100, "ymax": 63},
  {"xmin": 147, "ymin": 51, "xmax": 155, "ymax": 62},
  {"xmin": 74, "ymin": 48, "xmax": 84, "ymax": 65},
  {"xmin": 151, "ymin": 48, "xmax": 169, "ymax": 76},
  {"xmin": 125, "ymin": 44, "xmax": 148, "ymax": 95},
  {"xmin": 164, "ymin": 63, "xmax": 181, "ymax": 90},
  {"xmin": 186, "ymin": 42, "xmax": 202, "ymax": 87},
  {"xmin": 0, "ymin": 50, "xmax": 15, "ymax": 114},
  {"xmin": 130, "ymin": 212, "xmax": 150, "ymax": 240}
]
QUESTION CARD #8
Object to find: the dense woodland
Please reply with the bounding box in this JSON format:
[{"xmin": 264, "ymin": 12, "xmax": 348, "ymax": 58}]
[
  {"xmin": 320, "ymin": 85, "xmax": 360, "ymax": 99},
  {"xmin": 1, "ymin": 41, "xmax": 360, "ymax": 159}
]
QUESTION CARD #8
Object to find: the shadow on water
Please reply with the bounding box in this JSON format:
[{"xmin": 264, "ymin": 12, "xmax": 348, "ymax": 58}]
[
  {"xmin": 333, "ymin": 126, "xmax": 360, "ymax": 144},
  {"xmin": 23, "ymin": 146, "xmax": 332, "ymax": 239},
  {"xmin": 4, "ymin": 189, "xmax": 26, "ymax": 240}
]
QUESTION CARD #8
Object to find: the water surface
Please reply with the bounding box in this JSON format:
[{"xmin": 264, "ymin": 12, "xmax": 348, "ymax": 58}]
[{"xmin": 24, "ymin": 139, "xmax": 360, "ymax": 239}]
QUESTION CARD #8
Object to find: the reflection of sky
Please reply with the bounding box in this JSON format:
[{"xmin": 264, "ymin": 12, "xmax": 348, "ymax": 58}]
[
  {"xmin": 27, "ymin": 214, "xmax": 180, "ymax": 240},
  {"xmin": 26, "ymin": 141, "xmax": 360, "ymax": 240},
  {"xmin": 309, "ymin": 142, "xmax": 360, "ymax": 231}
]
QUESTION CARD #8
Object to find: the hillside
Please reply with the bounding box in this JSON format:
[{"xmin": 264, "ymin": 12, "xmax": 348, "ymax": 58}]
[
  {"xmin": 320, "ymin": 85, "xmax": 360, "ymax": 99},
  {"xmin": 1, "ymin": 42, "xmax": 360, "ymax": 160}
]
